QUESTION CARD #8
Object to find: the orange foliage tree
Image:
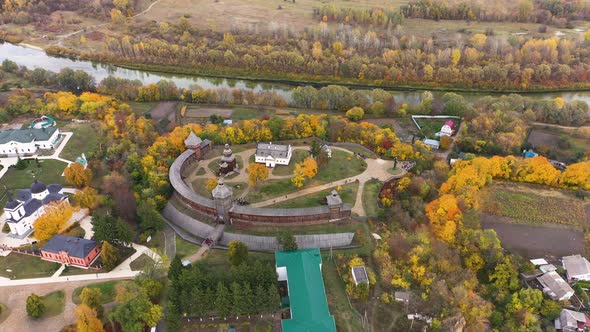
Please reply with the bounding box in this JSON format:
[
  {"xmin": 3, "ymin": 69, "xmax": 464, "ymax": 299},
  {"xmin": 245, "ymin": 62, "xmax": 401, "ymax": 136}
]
[{"xmin": 425, "ymin": 194, "xmax": 462, "ymax": 243}]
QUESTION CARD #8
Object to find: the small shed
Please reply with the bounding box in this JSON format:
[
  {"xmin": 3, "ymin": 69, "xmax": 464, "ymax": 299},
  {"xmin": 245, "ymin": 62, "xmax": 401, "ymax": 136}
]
[
  {"xmin": 423, "ymin": 139, "xmax": 440, "ymax": 150},
  {"xmin": 394, "ymin": 291, "xmax": 410, "ymax": 304},
  {"xmin": 351, "ymin": 266, "xmax": 369, "ymax": 285},
  {"xmin": 530, "ymin": 258, "xmax": 548, "ymax": 266}
]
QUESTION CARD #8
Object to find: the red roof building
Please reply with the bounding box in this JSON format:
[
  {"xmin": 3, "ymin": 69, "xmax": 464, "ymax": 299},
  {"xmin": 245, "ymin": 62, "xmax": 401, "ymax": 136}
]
[{"xmin": 40, "ymin": 235, "xmax": 101, "ymax": 268}]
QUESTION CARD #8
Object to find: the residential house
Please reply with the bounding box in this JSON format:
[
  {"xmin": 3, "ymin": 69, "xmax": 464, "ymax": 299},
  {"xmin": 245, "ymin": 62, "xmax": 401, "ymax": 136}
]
[
  {"xmin": 563, "ymin": 255, "xmax": 590, "ymax": 282},
  {"xmin": 555, "ymin": 309, "xmax": 590, "ymax": 332},
  {"xmin": 537, "ymin": 271, "xmax": 575, "ymax": 301}
]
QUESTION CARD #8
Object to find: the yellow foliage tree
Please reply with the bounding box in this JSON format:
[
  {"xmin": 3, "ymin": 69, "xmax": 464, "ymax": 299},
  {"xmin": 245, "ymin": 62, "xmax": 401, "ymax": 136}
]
[
  {"xmin": 64, "ymin": 163, "xmax": 93, "ymax": 187},
  {"xmin": 75, "ymin": 304, "xmax": 105, "ymax": 332},
  {"xmin": 247, "ymin": 163, "xmax": 269, "ymax": 186},
  {"xmin": 560, "ymin": 161, "xmax": 590, "ymax": 190},
  {"xmin": 73, "ymin": 186, "xmax": 100, "ymax": 210},
  {"xmin": 33, "ymin": 202, "xmax": 74, "ymax": 242},
  {"xmin": 206, "ymin": 178, "xmax": 218, "ymax": 192},
  {"xmin": 291, "ymin": 157, "xmax": 317, "ymax": 188}
]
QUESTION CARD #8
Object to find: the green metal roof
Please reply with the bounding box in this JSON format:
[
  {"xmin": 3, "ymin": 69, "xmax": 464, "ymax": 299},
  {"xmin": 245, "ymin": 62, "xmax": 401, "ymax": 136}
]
[
  {"xmin": 275, "ymin": 249, "xmax": 337, "ymax": 332},
  {"xmin": 0, "ymin": 127, "xmax": 57, "ymax": 144}
]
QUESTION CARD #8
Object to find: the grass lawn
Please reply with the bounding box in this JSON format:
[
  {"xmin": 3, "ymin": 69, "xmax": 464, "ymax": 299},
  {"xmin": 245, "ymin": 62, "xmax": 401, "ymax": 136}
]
[
  {"xmin": 225, "ymin": 220, "xmax": 362, "ymax": 237},
  {"xmin": 199, "ymin": 249, "xmax": 274, "ymax": 272},
  {"xmin": 268, "ymin": 182, "xmax": 358, "ymax": 208},
  {"xmin": 271, "ymin": 149, "xmax": 310, "ymax": 176},
  {"xmin": 231, "ymin": 107, "xmax": 272, "ymax": 120},
  {"xmin": 59, "ymin": 122, "xmax": 100, "ymax": 161},
  {"xmin": 414, "ymin": 118, "xmax": 447, "ymax": 138},
  {"xmin": 2, "ymin": 159, "xmax": 68, "ymax": 190},
  {"xmin": 127, "ymin": 101, "xmax": 158, "ymax": 117},
  {"xmin": 41, "ymin": 290, "xmax": 65, "ymax": 318},
  {"xmin": 245, "ymin": 178, "xmax": 299, "ymax": 203},
  {"xmin": 72, "ymin": 280, "xmax": 122, "ymax": 304},
  {"xmin": 363, "ymin": 179, "xmax": 383, "ymax": 217},
  {"xmin": 387, "ymin": 167, "xmax": 404, "ymax": 176},
  {"xmin": 339, "ymin": 145, "xmax": 378, "ymax": 159},
  {"xmin": 314, "ymin": 150, "xmax": 367, "ymax": 182},
  {"xmin": 195, "ymin": 167, "xmax": 206, "ymax": 176},
  {"xmin": 130, "ymin": 253, "xmax": 155, "ymax": 271},
  {"xmin": 0, "ymin": 303, "xmax": 9, "ymax": 325},
  {"xmin": 176, "ymin": 236, "xmax": 200, "ymax": 259},
  {"xmin": 0, "ymin": 254, "xmax": 60, "ymax": 279},
  {"xmin": 322, "ymin": 259, "xmax": 364, "ymax": 332},
  {"xmin": 480, "ymin": 184, "xmax": 587, "ymax": 226}
]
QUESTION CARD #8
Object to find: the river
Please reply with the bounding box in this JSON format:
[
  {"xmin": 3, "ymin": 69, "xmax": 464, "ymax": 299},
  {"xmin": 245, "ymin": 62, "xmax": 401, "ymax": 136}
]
[{"xmin": 2, "ymin": 42, "xmax": 590, "ymax": 105}]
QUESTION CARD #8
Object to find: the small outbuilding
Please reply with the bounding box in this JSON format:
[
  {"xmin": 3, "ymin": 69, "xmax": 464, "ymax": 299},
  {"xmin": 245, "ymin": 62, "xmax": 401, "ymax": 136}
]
[
  {"xmin": 351, "ymin": 266, "xmax": 369, "ymax": 285},
  {"xmin": 423, "ymin": 139, "xmax": 440, "ymax": 150}
]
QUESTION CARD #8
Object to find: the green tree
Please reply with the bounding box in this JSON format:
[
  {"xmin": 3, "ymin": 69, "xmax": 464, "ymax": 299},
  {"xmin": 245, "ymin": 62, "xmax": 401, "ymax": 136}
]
[
  {"xmin": 92, "ymin": 214, "xmax": 133, "ymax": 246},
  {"xmin": 277, "ymin": 232, "xmax": 298, "ymax": 251},
  {"xmin": 442, "ymin": 92, "xmax": 471, "ymax": 116},
  {"xmin": 80, "ymin": 287, "xmax": 104, "ymax": 318},
  {"xmin": 112, "ymin": 282, "xmax": 162, "ymax": 331},
  {"xmin": 228, "ymin": 241, "xmax": 249, "ymax": 267},
  {"xmin": 101, "ymin": 241, "xmax": 119, "ymax": 270},
  {"xmin": 254, "ymin": 284, "xmax": 266, "ymax": 314},
  {"xmin": 168, "ymin": 255, "xmax": 183, "ymax": 282},
  {"xmin": 345, "ymin": 107, "xmax": 364, "ymax": 122},
  {"xmin": 231, "ymin": 282, "xmax": 252, "ymax": 315},
  {"xmin": 309, "ymin": 140, "xmax": 321, "ymax": 157},
  {"xmin": 214, "ymin": 282, "xmax": 231, "ymax": 317},
  {"xmin": 26, "ymin": 293, "xmax": 45, "ymax": 318},
  {"xmin": 265, "ymin": 284, "xmax": 280, "ymax": 313},
  {"xmin": 540, "ymin": 299, "xmax": 561, "ymax": 320},
  {"xmin": 136, "ymin": 201, "xmax": 164, "ymax": 235}
]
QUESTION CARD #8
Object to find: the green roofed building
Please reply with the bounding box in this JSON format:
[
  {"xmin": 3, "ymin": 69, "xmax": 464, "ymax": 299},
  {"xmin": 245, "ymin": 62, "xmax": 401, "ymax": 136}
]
[{"xmin": 275, "ymin": 248, "xmax": 337, "ymax": 332}]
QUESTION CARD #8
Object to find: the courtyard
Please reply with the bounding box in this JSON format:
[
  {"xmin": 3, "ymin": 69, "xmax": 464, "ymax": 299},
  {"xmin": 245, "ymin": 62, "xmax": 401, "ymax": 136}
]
[{"xmin": 184, "ymin": 144, "xmax": 407, "ymax": 216}]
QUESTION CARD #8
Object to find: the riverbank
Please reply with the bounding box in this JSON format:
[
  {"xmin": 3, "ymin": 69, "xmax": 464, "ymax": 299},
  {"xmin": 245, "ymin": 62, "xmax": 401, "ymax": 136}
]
[{"xmin": 42, "ymin": 43, "xmax": 590, "ymax": 95}]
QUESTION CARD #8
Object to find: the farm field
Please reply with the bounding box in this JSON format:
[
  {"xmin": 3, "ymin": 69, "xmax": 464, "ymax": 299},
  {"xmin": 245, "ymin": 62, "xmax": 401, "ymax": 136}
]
[
  {"xmin": 481, "ymin": 215, "xmax": 584, "ymax": 258},
  {"xmin": 527, "ymin": 126, "xmax": 590, "ymax": 163},
  {"xmin": 480, "ymin": 183, "xmax": 587, "ymax": 226}
]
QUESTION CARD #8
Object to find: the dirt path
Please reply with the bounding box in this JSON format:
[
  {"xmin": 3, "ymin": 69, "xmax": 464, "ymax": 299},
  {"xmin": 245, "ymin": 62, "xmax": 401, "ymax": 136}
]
[
  {"xmin": 531, "ymin": 122, "xmax": 590, "ymax": 130},
  {"xmin": 0, "ymin": 277, "xmax": 132, "ymax": 332}
]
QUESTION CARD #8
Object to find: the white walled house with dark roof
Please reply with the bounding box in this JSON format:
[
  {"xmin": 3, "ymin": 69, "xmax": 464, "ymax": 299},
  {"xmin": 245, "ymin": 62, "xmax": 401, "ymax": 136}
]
[
  {"xmin": 3, "ymin": 180, "xmax": 69, "ymax": 237},
  {"xmin": 0, "ymin": 127, "xmax": 60, "ymax": 156},
  {"xmin": 254, "ymin": 142, "xmax": 292, "ymax": 167}
]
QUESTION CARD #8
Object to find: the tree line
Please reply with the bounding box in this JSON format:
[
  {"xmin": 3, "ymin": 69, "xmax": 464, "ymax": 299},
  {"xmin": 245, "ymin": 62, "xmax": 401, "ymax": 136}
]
[
  {"xmin": 401, "ymin": 0, "xmax": 590, "ymax": 25},
  {"xmin": 43, "ymin": 14, "xmax": 590, "ymax": 90},
  {"xmin": 167, "ymin": 257, "xmax": 280, "ymax": 329}
]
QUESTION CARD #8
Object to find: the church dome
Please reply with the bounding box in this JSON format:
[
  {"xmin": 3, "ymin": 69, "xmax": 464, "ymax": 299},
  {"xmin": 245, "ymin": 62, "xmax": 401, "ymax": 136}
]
[{"xmin": 31, "ymin": 180, "xmax": 47, "ymax": 194}]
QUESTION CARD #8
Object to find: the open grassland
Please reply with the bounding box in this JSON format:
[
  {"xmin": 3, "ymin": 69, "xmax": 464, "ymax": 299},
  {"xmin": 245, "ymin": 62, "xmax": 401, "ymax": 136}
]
[
  {"xmin": 138, "ymin": 0, "xmax": 406, "ymax": 32},
  {"xmin": 268, "ymin": 182, "xmax": 358, "ymax": 208},
  {"xmin": 480, "ymin": 184, "xmax": 587, "ymax": 226},
  {"xmin": 176, "ymin": 236, "xmax": 200, "ymax": 259}
]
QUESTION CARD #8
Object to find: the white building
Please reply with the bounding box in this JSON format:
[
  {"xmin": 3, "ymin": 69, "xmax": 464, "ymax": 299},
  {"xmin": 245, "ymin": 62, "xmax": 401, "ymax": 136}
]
[
  {"xmin": 255, "ymin": 142, "xmax": 292, "ymax": 167},
  {"xmin": 3, "ymin": 180, "xmax": 69, "ymax": 237},
  {"xmin": 0, "ymin": 127, "xmax": 60, "ymax": 156},
  {"xmin": 423, "ymin": 139, "xmax": 440, "ymax": 150},
  {"xmin": 563, "ymin": 254, "xmax": 590, "ymax": 282}
]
